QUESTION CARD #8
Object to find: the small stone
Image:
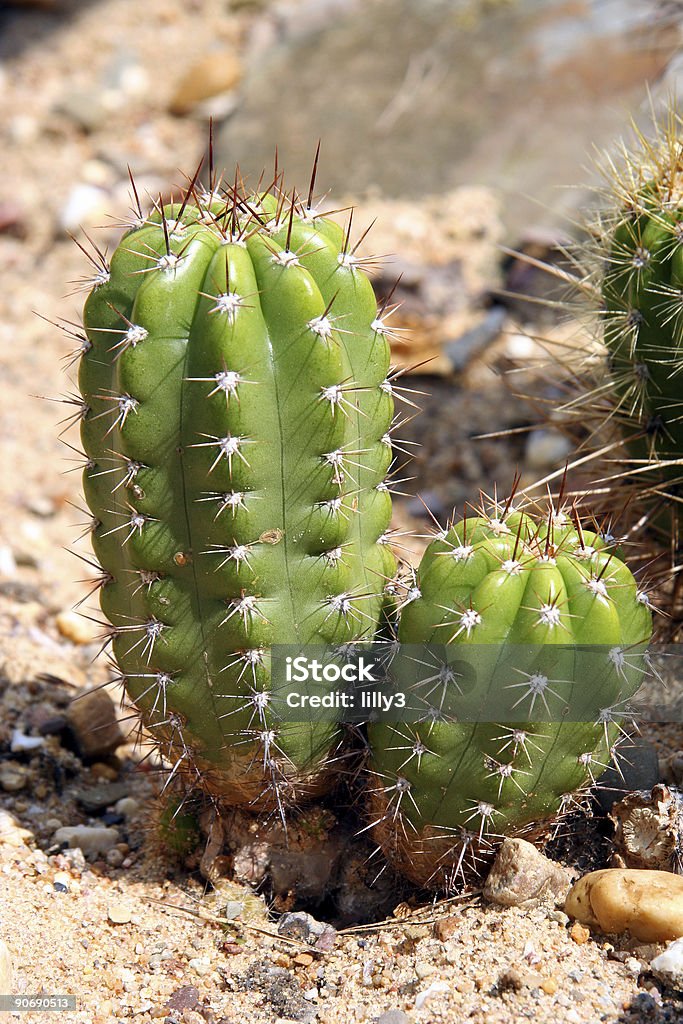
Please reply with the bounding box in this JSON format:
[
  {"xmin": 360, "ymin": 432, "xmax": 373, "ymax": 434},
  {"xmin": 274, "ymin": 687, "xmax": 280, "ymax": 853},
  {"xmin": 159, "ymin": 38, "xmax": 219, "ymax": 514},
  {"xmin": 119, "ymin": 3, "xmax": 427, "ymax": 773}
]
[
  {"xmin": 56, "ymin": 610, "xmax": 96, "ymax": 645},
  {"xmin": 164, "ymin": 986, "xmax": 201, "ymax": 1013},
  {"xmin": 59, "ymin": 184, "xmax": 109, "ymax": 234},
  {"xmin": 0, "ymin": 762, "xmax": 28, "ymax": 792},
  {"xmin": 10, "ymin": 729, "xmax": 45, "ymax": 753},
  {"xmin": 483, "ymin": 838, "xmax": 572, "ymax": 907},
  {"xmin": 114, "ymin": 797, "xmax": 139, "ymax": 819},
  {"xmin": 376, "ymin": 1012, "xmax": 411, "ymax": 1024},
  {"xmin": 90, "ymin": 762, "xmax": 120, "ymax": 782},
  {"xmin": 294, "ymin": 953, "xmax": 314, "ymax": 967},
  {"xmin": 414, "ymin": 980, "xmax": 449, "ymax": 1010},
  {"xmin": 108, "ymin": 904, "xmax": 131, "ymax": 924},
  {"xmin": 53, "ymin": 825, "xmax": 119, "ymax": 858},
  {"xmin": 569, "ymin": 922, "xmax": 591, "ymax": 944},
  {"xmin": 525, "ymin": 429, "xmax": 573, "ymax": 471},
  {"xmin": 0, "ymin": 940, "xmax": 12, "ymax": 994},
  {"xmin": 566, "ymin": 869, "xmax": 683, "ymax": 942},
  {"xmin": 434, "ymin": 916, "xmax": 458, "ymax": 941},
  {"xmin": 277, "ymin": 911, "xmax": 337, "ymax": 950},
  {"xmin": 415, "ymin": 961, "xmax": 436, "ymax": 980},
  {"xmin": 53, "ymin": 870, "xmax": 70, "ymax": 892},
  {"xmin": 540, "ymin": 977, "xmax": 558, "ymax": 995},
  {"xmin": 106, "ymin": 848, "xmax": 124, "ymax": 868},
  {"xmin": 55, "ymin": 89, "xmax": 106, "ymax": 133},
  {"xmin": 169, "ymin": 51, "xmax": 243, "ymax": 116},
  {"xmin": 224, "ymin": 900, "xmax": 243, "ymax": 921},
  {"xmin": 74, "ymin": 782, "xmax": 129, "ymax": 813},
  {"xmin": 188, "ymin": 957, "xmax": 210, "ymax": 976},
  {"xmin": 650, "ymin": 937, "xmax": 683, "ymax": 989},
  {"xmin": 65, "ymin": 688, "xmax": 124, "ymax": 760}
]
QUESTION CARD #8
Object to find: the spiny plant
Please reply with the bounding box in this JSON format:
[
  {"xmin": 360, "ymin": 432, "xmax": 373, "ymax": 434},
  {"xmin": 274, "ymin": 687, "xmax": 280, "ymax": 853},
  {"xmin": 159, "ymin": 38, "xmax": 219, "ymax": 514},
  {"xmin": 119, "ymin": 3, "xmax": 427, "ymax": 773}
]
[
  {"xmin": 70, "ymin": 151, "xmax": 398, "ymax": 818},
  {"xmin": 366, "ymin": 492, "xmax": 653, "ymax": 890},
  {"xmin": 526, "ymin": 107, "xmax": 683, "ymax": 616}
]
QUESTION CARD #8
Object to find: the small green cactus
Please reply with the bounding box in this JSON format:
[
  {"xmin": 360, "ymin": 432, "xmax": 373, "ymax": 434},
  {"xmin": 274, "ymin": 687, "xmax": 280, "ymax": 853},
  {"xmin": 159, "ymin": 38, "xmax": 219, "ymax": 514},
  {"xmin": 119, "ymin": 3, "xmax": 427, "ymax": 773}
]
[
  {"xmin": 76, "ymin": 168, "xmax": 396, "ymax": 813},
  {"xmin": 599, "ymin": 113, "xmax": 683, "ymax": 534},
  {"xmin": 366, "ymin": 497, "xmax": 652, "ymax": 889},
  {"xmin": 541, "ymin": 109, "xmax": 683, "ymax": 587}
]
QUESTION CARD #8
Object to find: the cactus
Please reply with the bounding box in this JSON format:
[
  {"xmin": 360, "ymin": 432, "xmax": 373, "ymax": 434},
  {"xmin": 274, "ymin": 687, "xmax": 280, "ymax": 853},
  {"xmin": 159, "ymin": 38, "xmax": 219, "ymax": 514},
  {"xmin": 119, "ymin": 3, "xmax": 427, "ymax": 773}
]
[
  {"xmin": 596, "ymin": 111, "xmax": 683, "ymax": 546},
  {"xmin": 76, "ymin": 166, "xmax": 396, "ymax": 814},
  {"xmin": 366, "ymin": 496, "xmax": 653, "ymax": 890},
  {"xmin": 533, "ymin": 109, "xmax": 683, "ymax": 594}
]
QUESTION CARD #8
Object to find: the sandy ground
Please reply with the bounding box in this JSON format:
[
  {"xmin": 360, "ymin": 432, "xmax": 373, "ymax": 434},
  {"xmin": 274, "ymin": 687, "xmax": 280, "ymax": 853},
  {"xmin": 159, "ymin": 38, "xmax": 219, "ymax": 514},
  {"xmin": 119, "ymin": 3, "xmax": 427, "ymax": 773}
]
[{"xmin": 1, "ymin": 2, "xmax": 683, "ymax": 1022}]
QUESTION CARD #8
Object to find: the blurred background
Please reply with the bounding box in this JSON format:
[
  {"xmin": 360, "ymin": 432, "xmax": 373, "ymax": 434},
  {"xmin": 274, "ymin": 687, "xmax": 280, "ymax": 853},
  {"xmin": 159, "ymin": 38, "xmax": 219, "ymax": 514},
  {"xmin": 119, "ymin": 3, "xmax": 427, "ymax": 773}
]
[{"xmin": 0, "ymin": 0, "xmax": 681, "ymax": 615}]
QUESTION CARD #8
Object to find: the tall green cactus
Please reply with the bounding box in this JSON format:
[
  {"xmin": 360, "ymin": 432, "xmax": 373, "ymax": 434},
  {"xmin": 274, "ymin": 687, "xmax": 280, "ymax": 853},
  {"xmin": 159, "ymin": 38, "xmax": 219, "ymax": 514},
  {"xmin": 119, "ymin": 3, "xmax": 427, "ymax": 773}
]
[
  {"xmin": 77, "ymin": 174, "xmax": 395, "ymax": 812},
  {"xmin": 599, "ymin": 114, "xmax": 683, "ymax": 535},
  {"xmin": 366, "ymin": 497, "xmax": 652, "ymax": 889}
]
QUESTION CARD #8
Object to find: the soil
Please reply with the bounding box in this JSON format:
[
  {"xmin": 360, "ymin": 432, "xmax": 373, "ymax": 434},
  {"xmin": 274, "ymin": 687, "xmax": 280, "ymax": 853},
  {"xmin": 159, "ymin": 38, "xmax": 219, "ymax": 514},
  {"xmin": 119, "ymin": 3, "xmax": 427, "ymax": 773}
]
[{"xmin": 1, "ymin": 2, "xmax": 683, "ymax": 1023}]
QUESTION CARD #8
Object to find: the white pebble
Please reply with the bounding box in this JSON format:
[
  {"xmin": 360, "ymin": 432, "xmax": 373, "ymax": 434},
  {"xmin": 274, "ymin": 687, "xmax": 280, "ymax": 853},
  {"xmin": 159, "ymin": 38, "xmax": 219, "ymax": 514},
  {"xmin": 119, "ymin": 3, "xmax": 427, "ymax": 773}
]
[
  {"xmin": 650, "ymin": 936, "xmax": 683, "ymax": 988},
  {"xmin": 525, "ymin": 429, "xmax": 573, "ymax": 471},
  {"xmin": 53, "ymin": 826, "xmax": 119, "ymax": 858},
  {"xmin": 11, "ymin": 729, "xmax": 45, "ymax": 753},
  {"xmin": 59, "ymin": 184, "xmax": 109, "ymax": 233},
  {"xmin": 114, "ymin": 797, "xmax": 139, "ymax": 819}
]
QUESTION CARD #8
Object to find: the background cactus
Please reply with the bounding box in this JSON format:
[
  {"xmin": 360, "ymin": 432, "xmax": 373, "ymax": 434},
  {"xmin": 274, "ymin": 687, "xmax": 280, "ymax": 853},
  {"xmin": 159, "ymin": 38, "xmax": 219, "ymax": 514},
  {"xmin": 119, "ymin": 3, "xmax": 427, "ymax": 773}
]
[
  {"xmin": 366, "ymin": 496, "xmax": 653, "ymax": 890},
  {"xmin": 77, "ymin": 168, "xmax": 396, "ymax": 815},
  {"xmin": 534, "ymin": 109, "xmax": 683, "ymax": 618}
]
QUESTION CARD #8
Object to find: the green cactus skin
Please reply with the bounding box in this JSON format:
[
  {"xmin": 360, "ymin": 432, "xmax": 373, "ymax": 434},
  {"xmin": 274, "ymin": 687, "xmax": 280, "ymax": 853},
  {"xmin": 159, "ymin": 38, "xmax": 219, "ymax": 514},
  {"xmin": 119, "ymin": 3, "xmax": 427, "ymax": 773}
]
[
  {"xmin": 366, "ymin": 498, "xmax": 652, "ymax": 890},
  {"xmin": 76, "ymin": 176, "xmax": 396, "ymax": 812}
]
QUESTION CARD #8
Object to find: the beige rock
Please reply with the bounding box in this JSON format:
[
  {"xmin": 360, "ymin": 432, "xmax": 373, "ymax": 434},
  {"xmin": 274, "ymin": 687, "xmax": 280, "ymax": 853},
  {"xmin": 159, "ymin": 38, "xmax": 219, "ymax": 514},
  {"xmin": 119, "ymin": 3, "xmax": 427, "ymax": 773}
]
[
  {"xmin": 107, "ymin": 904, "xmax": 131, "ymax": 925},
  {"xmin": 483, "ymin": 838, "xmax": 573, "ymax": 908},
  {"xmin": 566, "ymin": 869, "xmax": 683, "ymax": 942},
  {"xmin": 56, "ymin": 610, "xmax": 96, "ymax": 645},
  {"xmin": 169, "ymin": 52, "xmax": 242, "ymax": 116}
]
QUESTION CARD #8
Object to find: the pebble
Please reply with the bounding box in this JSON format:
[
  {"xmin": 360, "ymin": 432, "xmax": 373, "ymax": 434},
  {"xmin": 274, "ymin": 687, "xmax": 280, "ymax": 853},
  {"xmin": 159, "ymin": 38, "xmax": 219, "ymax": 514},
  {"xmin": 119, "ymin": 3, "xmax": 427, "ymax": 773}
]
[
  {"xmin": 169, "ymin": 51, "xmax": 243, "ymax": 116},
  {"xmin": 483, "ymin": 838, "xmax": 573, "ymax": 908},
  {"xmin": 106, "ymin": 848, "xmax": 124, "ymax": 868},
  {"xmin": 107, "ymin": 904, "xmax": 132, "ymax": 925},
  {"xmin": 74, "ymin": 782, "xmax": 129, "ymax": 813},
  {"xmin": 414, "ymin": 980, "xmax": 449, "ymax": 1010},
  {"xmin": 10, "ymin": 729, "xmax": 45, "ymax": 753},
  {"xmin": 65, "ymin": 688, "xmax": 124, "ymax": 760},
  {"xmin": 0, "ymin": 939, "xmax": 12, "ymax": 995},
  {"xmin": 524, "ymin": 428, "xmax": 573, "ymax": 471},
  {"xmin": 58, "ymin": 184, "xmax": 109, "ymax": 234},
  {"xmin": 188, "ymin": 957, "xmax": 211, "ymax": 976},
  {"xmin": 566, "ymin": 869, "xmax": 683, "ymax": 942},
  {"xmin": 53, "ymin": 870, "xmax": 70, "ymax": 891},
  {"xmin": 0, "ymin": 762, "xmax": 28, "ymax": 792},
  {"xmin": 650, "ymin": 937, "xmax": 683, "ymax": 990},
  {"xmin": 56, "ymin": 610, "xmax": 96, "ymax": 645},
  {"xmin": 53, "ymin": 825, "xmax": 120, "ymax": 858},
  {"xmin": 114, "ymin": 797, "xmax": 139, "ymax": 819},
  {"xmin": 277, "ymin": 911, "xmax": 337, "ymax": 950}
]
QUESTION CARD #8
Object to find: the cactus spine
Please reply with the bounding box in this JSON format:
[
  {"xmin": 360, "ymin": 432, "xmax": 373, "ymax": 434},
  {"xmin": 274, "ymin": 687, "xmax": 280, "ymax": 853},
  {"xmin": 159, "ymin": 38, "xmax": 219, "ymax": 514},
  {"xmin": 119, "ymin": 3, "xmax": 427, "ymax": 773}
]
[
  {"xmin": 77, "ymin": 172, "xmax": 395, "ymax": 812},
  {"xmin": 366, "ymin": 497, "xmax": 652, "ymax": 889}
]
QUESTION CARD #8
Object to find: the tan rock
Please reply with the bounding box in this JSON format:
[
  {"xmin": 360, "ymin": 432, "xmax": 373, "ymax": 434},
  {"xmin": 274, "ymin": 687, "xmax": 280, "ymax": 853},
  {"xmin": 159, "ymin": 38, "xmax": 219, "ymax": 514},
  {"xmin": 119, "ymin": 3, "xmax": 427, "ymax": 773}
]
[
  {"xmin": 56, "ymin": 610, "xmax": 96, "ymax": 645},
  {"xmin": 169, "ymin": 52, "xmax": 242, "ymax": 116},
  {"xmin": 483, "ymin": 838, "xmax": 573, "ymax": 908},
  {"xmin": 566, "ymin": 868, "xmax": 683, "ymax": 942}
]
